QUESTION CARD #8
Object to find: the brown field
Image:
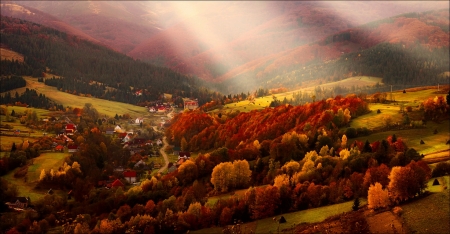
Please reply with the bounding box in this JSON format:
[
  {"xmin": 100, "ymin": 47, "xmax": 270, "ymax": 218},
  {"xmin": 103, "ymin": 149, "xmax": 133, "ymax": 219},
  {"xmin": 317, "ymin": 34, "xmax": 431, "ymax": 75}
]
[{"xmin": 0, "ymin": 48, "xmax": 24, "ymax": 62}]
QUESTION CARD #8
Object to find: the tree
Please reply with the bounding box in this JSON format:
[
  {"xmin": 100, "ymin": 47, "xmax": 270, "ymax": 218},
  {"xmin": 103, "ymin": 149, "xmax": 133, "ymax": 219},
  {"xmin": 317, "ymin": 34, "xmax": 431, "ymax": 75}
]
[
  {"xmin": 368, "ymin": 182, "xmax": 390, "ymax": 209},
  {"xmin": 181, "ymin": 137, "xmax": 188, "ymax": 152},
  {"xmin": 250, "ymin": 185, "xmax": 280, "ymax": 220},
  {"xmin": 211, "ymin": 162, "xmax": 233, "ymax": 192},
  {"xmin": 177, "ymin": 160, "xmax": 198, "ymax": 185},
  {"xmin": 388, "ymin": 162, "xmax": 428, "ymax": 203},
  {"xmin": 363, "ymin": 164, "xmax": 390, "ymax": 189},
  {"xmin": 232, "ymin": 160, "xmax": 252, "ymax": 189},
  {"xmin": 352, "ymin": 197, "xmax": 360, "ymax": 211},
  {"xmin": 341, "ymin": 134, "xmax": 348, "ymax": 149},
  {"xmin": 144, "ymin": 200, "xmax": 155, "ymax": 215}
]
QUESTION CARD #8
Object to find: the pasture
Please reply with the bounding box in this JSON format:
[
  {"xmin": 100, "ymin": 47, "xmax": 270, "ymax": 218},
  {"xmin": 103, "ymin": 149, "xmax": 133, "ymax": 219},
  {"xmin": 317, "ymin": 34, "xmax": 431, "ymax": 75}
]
[
  {"xmin": 16, "ymin": 77, "xmax": 149, "ymax": 117},
  {"xmin": 401, "ymin": 178, "xmax": 449, "ymax": 234},
  {"xmin": 352, "ymin": 120, "xmax": 449, "ymax": 155},
  {"xmin": 1, "ymin": 152, "xmax": 69, "ymax": 201},
  {"xmin": 214, "ymin": 76, "xmax": 382, "ymax": 113},
  {"xmin": 0, "ymin": 48, "xmax": 24, "ymax": 62},
  {"xmin": 193, "ymin": 199, "xmax": 367, "ymax": 234}
]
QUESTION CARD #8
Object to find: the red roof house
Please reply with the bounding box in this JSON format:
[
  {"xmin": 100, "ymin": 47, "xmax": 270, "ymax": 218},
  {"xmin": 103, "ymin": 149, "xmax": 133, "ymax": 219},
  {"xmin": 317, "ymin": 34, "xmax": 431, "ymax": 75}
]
[
  {"xmin": 65, "ymin": 124, "xmax": 76, "ymax": 135},
  {"xmin": 110, "ymin": 179, "xmax": 124, "ymax": 188},
  {"xmin": 123, "ymin": 170, "xmax": 137, "ymax": 183},
  {"xmin": 55, "ymin": 145, "xmax": 64, "ymax": 152},
  {"xmin": 68, "ymin": 145, "xmax": 78, "ymax": 153}
]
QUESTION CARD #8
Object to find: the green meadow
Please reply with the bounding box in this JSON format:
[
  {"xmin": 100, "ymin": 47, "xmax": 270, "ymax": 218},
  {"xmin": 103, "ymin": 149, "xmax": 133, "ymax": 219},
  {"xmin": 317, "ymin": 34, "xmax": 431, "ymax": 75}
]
[{"xmin": 1, "ymin": 152, "xmax": 69, "ymax": 201}]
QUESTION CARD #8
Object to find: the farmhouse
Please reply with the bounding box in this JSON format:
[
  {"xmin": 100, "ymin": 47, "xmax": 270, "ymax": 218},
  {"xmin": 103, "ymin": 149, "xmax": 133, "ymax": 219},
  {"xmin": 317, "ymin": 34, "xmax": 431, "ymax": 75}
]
[
  {"xmin": 114, "ymin": 125, "xmax": 122, "ymax": 132},
  {"xmin": 6, "ymin": 197, "xmax": 30, "ymax": 209},
  {"xmin": 65, "ymin": 124, "xmax": 76, "ymax": 135},
  {"xmin": 54, "ymin": 145, "xmax": 64, "ymax": 152},
  {"xmin": 183, "ymin": 98, "xmax": 198, "ymax": 110},
  {"xmin": 110, "ymin": 179, "xmax": 125, "ymax": 189},
  {"xmin": 135, "ymin": 118, "xmax": 143, "ymax": 124},
  {"xmin": 68, "ymin": 145, "xmax": 78, "ymax": 153},
  {"xmin": 105, "ymin": 128, "xmax": 115, "ymax": 135},
  {"xmin": 123, "ymin": 170, "xmax": 137, "ymax": 183}
]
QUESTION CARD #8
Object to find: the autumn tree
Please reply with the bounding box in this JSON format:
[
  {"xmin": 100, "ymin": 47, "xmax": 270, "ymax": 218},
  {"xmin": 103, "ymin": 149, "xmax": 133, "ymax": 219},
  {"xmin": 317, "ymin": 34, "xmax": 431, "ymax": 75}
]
[
  {"xmin": 211, "ymin": 162, "xmax": 233, "ymax": 192},
  {"xmin": 250, "ymin": 185, "xmax": 280, "ymax": 220},
  {"xmin": 368, "ymin": 182, "xmax": 390, "ymax": 210},
  {"xmin": 363, "ymin": 164, "xmax": 390, "ymax": 189},
  {"xmin": 232, "ymin": 160, "xmax": 252, "ymax": 189},
  {"xmin": 177, "ymin": 160, "xmax": 198, "ymax": 185},
  {"xmin": 388, "ymin": 161, "xmax": 429, "ymax": 203}
]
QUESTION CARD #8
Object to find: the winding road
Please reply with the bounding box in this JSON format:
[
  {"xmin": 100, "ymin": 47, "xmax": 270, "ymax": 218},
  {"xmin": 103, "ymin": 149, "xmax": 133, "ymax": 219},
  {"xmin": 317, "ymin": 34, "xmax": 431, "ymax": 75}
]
[{"xmin": 157, "ymin": 136, "xmax": 170, "ymax": 173}]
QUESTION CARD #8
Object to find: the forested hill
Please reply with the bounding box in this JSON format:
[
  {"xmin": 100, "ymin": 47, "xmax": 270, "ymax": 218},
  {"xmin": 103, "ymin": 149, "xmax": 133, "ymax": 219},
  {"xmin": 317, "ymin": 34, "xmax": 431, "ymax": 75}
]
[{"xmin": 0, "ymin": 16, "xmax": 219, "ymax": 105}]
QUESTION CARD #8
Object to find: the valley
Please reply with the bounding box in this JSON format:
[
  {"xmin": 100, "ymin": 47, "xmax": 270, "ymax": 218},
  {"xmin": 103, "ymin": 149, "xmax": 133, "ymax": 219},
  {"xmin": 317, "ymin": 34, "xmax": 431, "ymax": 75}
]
[{"xmin": 1, "ymin": 2, "xmax": 449, "ymax": 234}]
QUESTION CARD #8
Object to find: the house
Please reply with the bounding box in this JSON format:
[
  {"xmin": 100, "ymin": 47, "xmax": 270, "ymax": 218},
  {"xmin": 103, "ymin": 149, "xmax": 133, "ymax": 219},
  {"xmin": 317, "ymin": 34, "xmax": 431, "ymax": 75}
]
[
  {"xmin": 134, "ymin": 160, "xmax": 146, "ymax": 169},
  {"xmin": 68, "ymin": 145, "xmax": 78, "ymax": 153},
  {"xmin": 110, "ymin": 179, "xmax": 125, "ymax": 188},
  {"xmin": 135, "ymin": 90, "xmax": 143, "ymax": 96},
  {"xmin": 156, "ymin": 139, "xmax": 163, "ymax": 146},
  {"xmin": 54, "ymin": 145, "xmax": 64, "ymax": 152},
  {"xmin": 183, "ymin": 98, "xmax": 199, "ymax": 110},
  {"xmin": 114, "ymin": 166, "xmax": 124, "ymax": 173},
  {"xmin": 123, "ymin": 170, "xmax": 137, "ymax": 183},
  {"xmin": 135, "ymin": 118, "xmax": 143, "ymax": 124},
  {"xmin": 149, "ymin": 107, "xmax": 156, "ymax": 113},
  {"xmin": 114, "ymin": 125, "xmax": 122, "ymax": 132},
  {"xmin": 6, "ymin": 197, "xmax": 30, "ymax": 209},
  {"xmin": 157, "ymin": 106, "xmax": 166, "ymax": 113},
  {"xmin": 122, "ymin": 135, "xmax": 131, "ymax": 143},
  {"xmin": 179, "ymin": 151, "xmax": 191, "ymax": 159},
  {"xmin": 105, "ymin": 128, "xmax": 115, "ymax": 135},
  {"xmin": 65, "ymin": 124, "xmax": 76, "ymax": 135}
]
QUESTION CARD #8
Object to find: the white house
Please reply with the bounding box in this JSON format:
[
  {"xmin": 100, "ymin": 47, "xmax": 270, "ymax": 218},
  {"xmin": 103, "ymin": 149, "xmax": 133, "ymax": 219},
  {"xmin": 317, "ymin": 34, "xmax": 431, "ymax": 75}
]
[
  {"xmin": 135, "ymin": 118, "xmax": 143, "ymax": 124},
  {"xmin": 114, "ymin": 125, "xmax": 122, "ymax": 132}
]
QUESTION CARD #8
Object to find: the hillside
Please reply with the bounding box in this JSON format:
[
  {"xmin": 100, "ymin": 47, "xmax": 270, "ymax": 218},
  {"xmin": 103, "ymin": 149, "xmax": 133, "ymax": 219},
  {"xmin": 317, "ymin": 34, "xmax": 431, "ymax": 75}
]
[
  {"xmin": 128, "ymin": 2, "xmax": 449, "ymax": 87},
  {"xmin": 0, "ymin": 16, "xmax": 220, "ymax": 106},
  {"xmin": 7, "ymin": 1, "xmax": 162, "ymax": 54}
]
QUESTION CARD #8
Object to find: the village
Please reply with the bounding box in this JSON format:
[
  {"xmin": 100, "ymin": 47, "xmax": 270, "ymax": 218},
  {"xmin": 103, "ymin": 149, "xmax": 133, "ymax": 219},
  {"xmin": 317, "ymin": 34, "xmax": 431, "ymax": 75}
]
[{"xmin": 1, "ymin": 97, "xmax": 199, "ymax": 212}]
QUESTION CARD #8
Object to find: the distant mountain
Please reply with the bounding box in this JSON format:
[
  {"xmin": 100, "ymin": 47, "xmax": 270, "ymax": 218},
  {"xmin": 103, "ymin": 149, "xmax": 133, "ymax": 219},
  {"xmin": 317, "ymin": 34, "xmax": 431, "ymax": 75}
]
[
  {"xmin": 0, "ymin": 3, "xmax": 104, "ymax": 47},
  {"xmin": 0, "ymin": 16, "xmax": 221, "ymax": 106},
  {"xmin": 127, "ymin": 1, "xmax": 449, "ymax": 83},
  {"xmin": 11, "ymin": 1, "xmax": 163, "ymax": 53}
]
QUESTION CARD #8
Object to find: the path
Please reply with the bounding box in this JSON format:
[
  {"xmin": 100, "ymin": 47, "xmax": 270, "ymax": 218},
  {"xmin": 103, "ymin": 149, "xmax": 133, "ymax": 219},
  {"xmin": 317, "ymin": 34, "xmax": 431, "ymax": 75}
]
[
  {"xmin": 157, "ymin": 136, "xmax": 170, "ymax": 173},
  {"xmin": 156, "ymin": 109, "xmax": 174, "ymax": 174}
]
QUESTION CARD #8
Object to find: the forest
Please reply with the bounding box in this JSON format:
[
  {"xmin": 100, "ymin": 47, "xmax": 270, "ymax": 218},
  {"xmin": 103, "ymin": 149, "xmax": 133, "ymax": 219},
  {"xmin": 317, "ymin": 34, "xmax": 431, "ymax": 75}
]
[{"xmin": 0, "ymin": 16, "xmax": 221, "ymax": 106}]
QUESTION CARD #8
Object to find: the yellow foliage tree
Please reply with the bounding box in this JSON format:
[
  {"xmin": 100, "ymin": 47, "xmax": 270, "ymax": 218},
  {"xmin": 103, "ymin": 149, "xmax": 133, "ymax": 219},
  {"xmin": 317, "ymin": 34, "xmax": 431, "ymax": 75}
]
[
  {"xmin": 273, "ymin": 174, "xmax": 290, "ymax": 188},
  {"xmin": 368, "ymin": 182, "xmax": 390, "ymax": 209}
]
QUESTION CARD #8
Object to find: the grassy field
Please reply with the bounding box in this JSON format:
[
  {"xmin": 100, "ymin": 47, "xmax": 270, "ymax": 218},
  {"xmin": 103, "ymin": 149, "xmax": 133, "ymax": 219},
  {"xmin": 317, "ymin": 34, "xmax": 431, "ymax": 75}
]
[
  {"xmin": 212, "ymin": 76, "xmax": 382, "ymax": 113},
  {"xmin": 206, "ymin": 186, "xmax": 268, "ymax": 207},
  {"xmin": 352, "ymin": 120, "xmax": 449, "ymax": 155},
  {"xmin": 0, "ymin": 48, "xmax": 24, "ymax": 62},
  {"xmin": 5, "ymin": 77, "xmax": 150, "ymax": 118},
  {"xmin": 1, "ymin": 152, "xmax": 69, "ymax": 201},
  {"xmin": 194, "ymin": 199, "xmax": 367, "ymax": 234},
  {"xmin": 401, "ymin": 176, "xmax": 450, "ymax": 234}
]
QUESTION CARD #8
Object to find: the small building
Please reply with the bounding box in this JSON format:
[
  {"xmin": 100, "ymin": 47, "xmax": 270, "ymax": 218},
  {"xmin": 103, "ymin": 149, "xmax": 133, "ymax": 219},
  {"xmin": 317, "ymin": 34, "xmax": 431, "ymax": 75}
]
[
  {"xmin": 123, "ymin": 170, "xmax": 137, "ymax": 183},
  {"xmin": 135, "ymin": 118, "xmax": 143, "ymax": 124},
  {"xmin": 149, "ymin": 107, "xmax": 156, "ymax": 113},
  {"xmin": 55, "ymin": 145, "xmax": 64, "ymax": 152},
  {"xmin": 110, "ymin": 179, "xmax": 125, "ymax": 188},
  {"xmin": 105, "ymin": 128, "xmax": 115, "ymax": 135},
  {"xmin": 68, "ymin": 145, "xmax": 78, "ymax": 153},
  {"xmin": 179, "ymin": 151, "xmax": 191, "ymax": 158},
  {"xmin": 6, "ymin": 197, "xmax": 30, "ymax": 209},
  {"xmin": 65, "ymin": 124, "xmax": 76, "ymax": 135},
  {"xmin": 114, "ymin": 125, "xmax": 122, "ymax": 132},
  {"xmin": 183, "ymin": 98, "xmax": 198, "ymax": 110}
]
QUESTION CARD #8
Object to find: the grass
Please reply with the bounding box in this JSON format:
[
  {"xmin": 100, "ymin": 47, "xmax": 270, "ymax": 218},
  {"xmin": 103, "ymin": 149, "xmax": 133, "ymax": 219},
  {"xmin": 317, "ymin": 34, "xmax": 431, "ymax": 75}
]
[
  {"xmin": 1, "ymin": 152, "xmax": 69, "ymax": 201},
  {"xmin": 212, "ymin": 76, "xmax": 382, "ymax": 113},
  {"xmin": 352, "ymin": 120, "xmax": 449, "ymax": 155},
  {"xmin": 401, "ymin": 178, "xmax": 449, "ymax": 234},
  {"xmin": 11, "ymin": 77, "xmax": 150, "ymax": 118},
  {"xmin": 193, "ymin": 199, "xmax": 367, "ymax": 234},
  {"xmin": 0, "ymin": 48, "xmax": 24, "ymax": 62}
]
